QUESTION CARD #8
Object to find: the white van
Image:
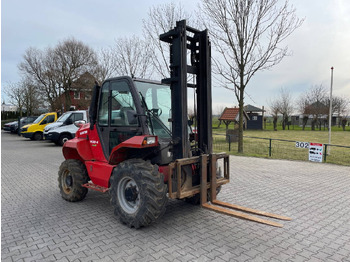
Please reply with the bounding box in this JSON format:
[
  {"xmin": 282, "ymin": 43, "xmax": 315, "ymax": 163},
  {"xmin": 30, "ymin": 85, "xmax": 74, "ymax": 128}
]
[{"xmin": 44, "ymin": 110, "xmax": 88, "ymax": 146}]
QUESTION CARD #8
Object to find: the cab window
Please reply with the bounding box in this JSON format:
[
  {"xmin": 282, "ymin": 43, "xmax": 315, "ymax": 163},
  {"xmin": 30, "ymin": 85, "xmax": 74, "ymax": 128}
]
[
  {"xmin": 98, "ymin": 82, "xmax": 109, "ymax": 126},
  {"xmin": 40, "ymin": 115, "xmax": 55, "ymax": 125},
  {"xmin": 110, "ymin": 81, "xmax": 138, "ymax": 127},
  {"xmin": 72, "ymin": 113, "xmax": 83, "ymax": 121},
  {"xmin": 46, "ymin": 115, "xmax": 55, "ymax": 124}
]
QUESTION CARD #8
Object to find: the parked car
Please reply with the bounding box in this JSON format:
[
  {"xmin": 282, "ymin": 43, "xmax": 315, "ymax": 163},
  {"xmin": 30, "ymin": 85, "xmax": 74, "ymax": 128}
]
[
  {"xmin": 21, "ymin": 112, "xmax": 58, "ymax": 140},
  {"xmin": 3, "ymin": 116, "xmax": 38, "ymax": 133},
  {"xmin": 3, "ymin": 120, "xmax": 17, "ymax": 132},
  {"xmin": 44, "ymin": 110, "xmax": 88, "ymax": 146}
]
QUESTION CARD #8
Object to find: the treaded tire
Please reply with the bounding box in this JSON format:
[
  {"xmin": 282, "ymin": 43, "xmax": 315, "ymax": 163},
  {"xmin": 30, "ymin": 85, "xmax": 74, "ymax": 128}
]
[
  {"xmin": 58, "ymin": 134, "xmax": 71, "ymax": 146},
  {"xmin": 58, "ymin": 159, "xmax": 89, "ymax": 202},
  {"xmin": 110, "ymin": 159, "xmax": 168, "ymax": 229},
  {"xmin": 33, "ymin": 132, "xmax": 43, "ymax": 141}
]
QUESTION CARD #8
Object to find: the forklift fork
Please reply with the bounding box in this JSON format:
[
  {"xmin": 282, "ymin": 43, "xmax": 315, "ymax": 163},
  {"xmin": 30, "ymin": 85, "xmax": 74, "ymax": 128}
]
[
  {"xmin": 200, "ymin": 154, "xmax": 291, "ymax": 227},
  {"xmin": 168, "ymin": 153, "xmax": 291, "ymax": 227}
]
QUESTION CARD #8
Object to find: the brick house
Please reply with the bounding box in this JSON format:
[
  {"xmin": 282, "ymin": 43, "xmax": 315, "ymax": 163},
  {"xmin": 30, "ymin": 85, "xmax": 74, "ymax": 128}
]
[{"xmin": 55, "ymin": 72, "xmax": 96, "ymax": 111}]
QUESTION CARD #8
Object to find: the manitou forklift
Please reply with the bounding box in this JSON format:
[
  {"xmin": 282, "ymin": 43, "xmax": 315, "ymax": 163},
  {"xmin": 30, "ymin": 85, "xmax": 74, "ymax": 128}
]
[{"xmin": 58, "ymin": 20, "xmax": 291, "ymax": 228}]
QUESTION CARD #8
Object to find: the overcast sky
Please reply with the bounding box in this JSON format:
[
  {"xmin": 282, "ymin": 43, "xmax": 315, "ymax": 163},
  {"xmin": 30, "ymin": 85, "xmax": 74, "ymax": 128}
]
[{"xmin": 1, "ymin": 0, "xmax": 349, "ymax": 114}]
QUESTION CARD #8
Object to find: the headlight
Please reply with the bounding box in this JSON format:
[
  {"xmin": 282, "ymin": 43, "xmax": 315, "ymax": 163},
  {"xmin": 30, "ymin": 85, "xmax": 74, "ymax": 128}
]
[
  {"xmin": 142, "ymin": 136, "xmax": 157, "ymax": 145},
  {"xmin": 45, "ymin": 126, "xmax": 57, "ymax": 132},
  {"xmin": 21, "ymin": 127, "xmax": 28, "ymax": 132}
]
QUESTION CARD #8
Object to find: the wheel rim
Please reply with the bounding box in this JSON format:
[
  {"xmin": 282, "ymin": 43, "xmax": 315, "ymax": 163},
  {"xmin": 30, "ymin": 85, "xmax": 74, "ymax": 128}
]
[
  {"xmin": 117, "ymin": 176, "xmax": 140, "ymax": 214},
  {"xmin": 61, "ymin": 170, "xmax": 73, "ymax": 194},
  {"xmin": 62, "ymin": 137, "xmax": 69, "ymax": 144}
]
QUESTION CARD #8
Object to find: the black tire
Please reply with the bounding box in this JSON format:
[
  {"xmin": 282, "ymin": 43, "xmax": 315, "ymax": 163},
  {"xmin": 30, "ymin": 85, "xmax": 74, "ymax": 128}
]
[
  {"xmin": 33, "ymin": 132, "xmax": 43, "ymax": 141},
  {"xmin": 58, "ymin": 159, "xmax": 89, "ymax": 202},
  {"xmin": 110, "ymin": 159, "xmax": 168, "ymax": 229},
  {"xmin": 58, "ymin": 134, "xmax": 71, "ymax": 146}
]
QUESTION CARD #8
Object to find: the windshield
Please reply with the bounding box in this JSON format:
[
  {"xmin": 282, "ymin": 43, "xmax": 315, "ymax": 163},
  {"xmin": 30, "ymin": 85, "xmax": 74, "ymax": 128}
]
[
  {"xmin": 33, "ymin": 114, "xmax": 45, "ymax": 124},
  {"xmin": 135, "ymin": 81, "xmax": 171, "ymax": 130},
  {"xmin": 56, "ymin": 112, "xmax": 71, "ymax": 122}
]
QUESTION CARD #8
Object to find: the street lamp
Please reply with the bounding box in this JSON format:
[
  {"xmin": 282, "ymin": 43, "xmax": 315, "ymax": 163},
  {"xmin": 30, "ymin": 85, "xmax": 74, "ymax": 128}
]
[{"xmin": 328, "ymin": 67, "xmax": 334, "ymax": 154}]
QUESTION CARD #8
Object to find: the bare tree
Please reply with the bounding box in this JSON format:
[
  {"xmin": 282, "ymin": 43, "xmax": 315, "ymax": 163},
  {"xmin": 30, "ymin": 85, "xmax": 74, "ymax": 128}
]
[
  {"xmin": 332, "ymin": 96, "xmax": 349, "ymax": 128},
  {"xmin": 19, "ymin": 38, "xmax": 98, "ymax": 111},
  {"xmin": 18, "ymin": 47, "xmax": 60, "ymax": 110},
  {"xmin": 268, "ymin": 98, "xmax": 280, "ymax": 131},
  {"xmin": 113, "ymin": 35, "xmax": 153, "ymax": 79},
  {"xmin": 278, "ymin": 88, "xmax": 293, "ymax": 130},
  {"xmin": 95, "ymin": 47, "xmax": 118, "ymax": 83},
  {"xmin": 299, "ymin": 85, "xmax": 328, "ymax": 130},
  {"xmin": 4, "ymin": 79, "xmax": 40, "ymax": 116},
  {"xmin": 297, "ymin": 94, "xmax": 309, "ymax": 130},
  {"xmin": 22, "ymin": 79, "xmax": 41, "ymax": 115},
  {"xmin": 4, "ymin": 82, "xmax": 26, "ymax": 116},
  {"xmin": 53, "ymin": 38, "xmax": 98, "ymax": 109},
  {"xmin": 200, "ymin": 0, "xmax": 303, "ymax": 153},
  {"xmin": 143, "ymin": 2, "xmax": 191, "ymax": 78}
]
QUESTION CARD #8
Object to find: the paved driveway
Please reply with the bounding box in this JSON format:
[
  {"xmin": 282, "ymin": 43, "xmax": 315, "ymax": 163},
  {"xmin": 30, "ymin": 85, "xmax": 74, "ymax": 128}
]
[{"xmin": 2, "ymin": 131, "xmax": 350, "ymax": 262}]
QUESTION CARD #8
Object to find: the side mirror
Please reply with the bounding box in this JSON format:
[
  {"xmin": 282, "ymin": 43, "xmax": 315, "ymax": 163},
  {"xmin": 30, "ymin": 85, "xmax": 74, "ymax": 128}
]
[
  {"xmin": 126, "ymin": 110, "xmax": 138, "ymax": 125},
  {"xmin": 74, "ymin": 120, "xmax": 86, "ymax": 128}
]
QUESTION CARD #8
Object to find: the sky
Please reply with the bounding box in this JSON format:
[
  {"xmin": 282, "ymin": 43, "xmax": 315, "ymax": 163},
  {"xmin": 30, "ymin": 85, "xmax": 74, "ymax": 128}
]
[{"xmin": 1, "ymin": 0, "xmax": 349, "ymax": 115}]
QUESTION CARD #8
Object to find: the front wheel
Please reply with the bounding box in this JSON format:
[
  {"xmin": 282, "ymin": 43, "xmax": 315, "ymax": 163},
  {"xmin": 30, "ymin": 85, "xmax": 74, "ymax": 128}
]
[
  {"xmin": 33, "ymin": 132, "xmax": 43, "ymax": 141},
  {"xmin": 110, "ymin": 159, "xmax": 168, "ymax": 228},
  {"xmin": 58, "ymin": 134, "xmax": 71, "ymax": 146},
  {"xmin": 58, "ymin": 159, "xmax": 89, "ymax": 202}
]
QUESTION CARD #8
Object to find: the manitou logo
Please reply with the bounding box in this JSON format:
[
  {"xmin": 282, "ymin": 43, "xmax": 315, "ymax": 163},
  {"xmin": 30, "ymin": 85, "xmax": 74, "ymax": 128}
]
[{"xmin": 80, "ymin": 130, "xmax": 88, "ymax": 135}]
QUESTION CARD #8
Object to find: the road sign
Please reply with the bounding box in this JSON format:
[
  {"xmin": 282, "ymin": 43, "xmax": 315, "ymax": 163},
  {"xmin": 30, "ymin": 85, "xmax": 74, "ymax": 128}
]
[{"xmin": 309, "ymin": 143, "xmax": 323, "ymax": 163}]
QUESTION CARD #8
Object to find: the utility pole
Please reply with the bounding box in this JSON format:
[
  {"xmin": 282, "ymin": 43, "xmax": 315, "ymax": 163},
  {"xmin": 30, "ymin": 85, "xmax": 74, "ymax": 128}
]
[{"xmin": 328, "ymin": 67, "xmax": 334, "ymax": 154}]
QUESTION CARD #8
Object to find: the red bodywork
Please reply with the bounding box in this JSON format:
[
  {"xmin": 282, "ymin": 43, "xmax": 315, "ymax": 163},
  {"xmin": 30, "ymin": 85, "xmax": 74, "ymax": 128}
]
[{"xmin": 63, "ymin": 123, "xmax": 169, "ymax": 188}]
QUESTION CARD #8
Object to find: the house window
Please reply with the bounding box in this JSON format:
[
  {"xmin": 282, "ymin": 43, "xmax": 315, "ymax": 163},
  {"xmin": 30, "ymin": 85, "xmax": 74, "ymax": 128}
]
[
  {"xmin": 252, "ymin": 116, "xmax": 257, "ymax": 121},
  {"xmin": 74, "ymin": 91, "xmax": 80, "ymax": 100},
  {"xmin": 85, "ymin": 92, "xmax": 92, "ymax": 100}
]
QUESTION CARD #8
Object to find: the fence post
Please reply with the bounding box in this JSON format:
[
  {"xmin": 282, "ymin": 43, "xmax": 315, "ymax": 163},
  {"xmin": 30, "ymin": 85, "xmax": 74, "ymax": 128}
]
[
  {"xmin": 228, "ymin": 135, "xmax": 231, "ymax": 152},
  {"xmin": 324, "ymin": 144, "xmax": 327, "ymax": 162},
  {"xmin": 269, "ymin": 139, "xmax": 272, "ymax": 157}
]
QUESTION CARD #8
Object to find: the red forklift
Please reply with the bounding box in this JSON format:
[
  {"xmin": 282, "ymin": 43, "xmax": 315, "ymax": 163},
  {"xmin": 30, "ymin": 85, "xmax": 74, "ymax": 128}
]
[{"xmin": 59, "ymin": 20, "xmax": 290, "ymax": 228}]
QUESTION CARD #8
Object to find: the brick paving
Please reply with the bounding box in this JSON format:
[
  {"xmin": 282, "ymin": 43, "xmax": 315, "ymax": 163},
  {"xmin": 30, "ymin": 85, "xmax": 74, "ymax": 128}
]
[{"xmin": 2, "ymin": 131, "xmax": 350, "ymax": 261}]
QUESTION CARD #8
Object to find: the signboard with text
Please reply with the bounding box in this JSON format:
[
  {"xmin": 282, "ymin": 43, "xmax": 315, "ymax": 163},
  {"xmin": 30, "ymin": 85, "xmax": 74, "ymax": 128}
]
[{"xmin": 308, "ymin": 143, "xmax": 323, "ymax": 163}]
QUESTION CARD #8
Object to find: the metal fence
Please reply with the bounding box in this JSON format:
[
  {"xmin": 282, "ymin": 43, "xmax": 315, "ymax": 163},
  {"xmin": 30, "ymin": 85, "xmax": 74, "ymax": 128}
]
[{"xmin": 213, "ymin": 133, "xmax": 350, "ymax": 166}]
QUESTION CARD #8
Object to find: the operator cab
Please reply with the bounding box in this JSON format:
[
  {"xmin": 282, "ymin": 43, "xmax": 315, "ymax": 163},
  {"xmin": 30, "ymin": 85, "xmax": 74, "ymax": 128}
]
[{"xmin": 95, "ymin": 76, "xmax": 172, "ymax": 164}]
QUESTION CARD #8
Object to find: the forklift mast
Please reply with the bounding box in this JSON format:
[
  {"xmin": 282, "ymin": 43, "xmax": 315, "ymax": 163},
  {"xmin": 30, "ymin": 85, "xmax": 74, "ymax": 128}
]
[{"xmin": 160, "ymin": 20, "xmax": 212, "ymax": 160}]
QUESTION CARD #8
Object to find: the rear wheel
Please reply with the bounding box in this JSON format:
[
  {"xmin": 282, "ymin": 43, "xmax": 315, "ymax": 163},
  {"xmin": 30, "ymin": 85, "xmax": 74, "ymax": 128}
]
[
  {"xmin": 58, "ymin": 159, "xmax": 89, "ymax": 202},
  {"xmin": 110, "ymin": 159, "xmax": 167, "ymax": 228}
]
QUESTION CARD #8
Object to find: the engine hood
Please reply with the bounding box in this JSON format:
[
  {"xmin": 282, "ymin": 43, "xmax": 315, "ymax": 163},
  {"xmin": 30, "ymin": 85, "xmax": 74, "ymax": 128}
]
[{"xmin": 44, "ymin": 122, "xmax": 62, "ymax": 132}]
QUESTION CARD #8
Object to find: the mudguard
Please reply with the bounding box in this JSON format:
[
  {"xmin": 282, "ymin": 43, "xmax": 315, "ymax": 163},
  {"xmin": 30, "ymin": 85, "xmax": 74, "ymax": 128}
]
[
  {"xmin": 62, "ymin": 138, "xmax": 94, "ymax": 162},
  {"xmin": 109, "ymin": 135, "xmax": 159, "ymax": 165}
]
